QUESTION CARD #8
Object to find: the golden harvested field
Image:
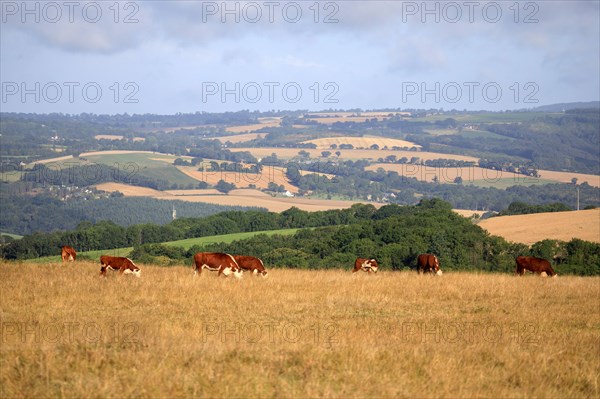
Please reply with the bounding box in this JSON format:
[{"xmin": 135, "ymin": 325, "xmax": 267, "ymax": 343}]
[
  {"xmin": 176, "ymin": 165, "xmax": 299, "ymax": 193},
  {"xmin": 95, "ymin": 182, "xmax": 167, "ymax": 197},
  {"xmin": 537, "ymin": 169, "xmax": 600, "ymax": 188},
  {"xmin": 453, "ymin": 209, "xmax": 487, "ymax": 218},
  {"xmin": 231, "ymin": 147, "xmax": 479, "ymax": 162},
  {"xmin": 1, "ymin": 263, "xmax": 598, "ymax": 398},
  {"xmin": 366, "ymin": 163, "xmax": 539, "ymax": 185},
  {"xmin": 94, "ymin": 134, "xmax": 124, "ymax": 140},
  {"xmin": 302, "ymin": 136, "xmax": 421, "ymax": 150},
  {"xmin": 478, "ymin": 209, "xmax": 600, "ymax": 244},
  {"xmin": 164, "ymin": 189, "xmax": 222, "ymax": 196},
  {"xmin": 225, "ymin": 119, "xmax": 280, "ymax": 133},
  {"xmin": 216, "ymin": 133, "xmax": 267, "ymax": 144},
  {"xmin": 94, "ymin": 183, "xmax": 375, "ymax": 212}
]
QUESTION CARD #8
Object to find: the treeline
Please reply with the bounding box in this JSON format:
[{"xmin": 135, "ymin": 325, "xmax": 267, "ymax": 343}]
[
  {"xmin": 0, "ymin": 192, "xmax": 264, "ymax": 236},
  {"xmin": 129, "ymin": 200, "xmax": 600, "ymax": 276},
  {"xmin": 287, "ymin": 161, "xmax": 600, "ymax": 211},
  {"xmin": 0, "ymin": 204, "xmax": 381, "ymax": 259},
  {"xmin": 497, "ymin": 201, "xmax": 574, "ymax": 216}
]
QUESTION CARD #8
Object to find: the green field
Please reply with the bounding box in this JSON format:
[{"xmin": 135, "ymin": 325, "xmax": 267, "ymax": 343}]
[
  {"xmin": 162, "ymin": 228, "xmax": 299, "ymax": 250},
  {"xmin": 468, "ymin": 178, "xmax": 556, "ymax": 189},
  {"xmin": 0, "ymin": 232, "xmax": 23, "ymax": 240},
  {"xmin": 85, "ymin": 153, "xmax": 198, "ymax": 187},
  {"xmin": 412, "ymin": 112, "xmax": 562, "ymax": 123},
  {"xmin": 425, "ymin": 128, "xmax": 514, "ymax": 140},
  {"xmin": 31, "ymin": 228, "xmax": 300, "ymax": 263}
]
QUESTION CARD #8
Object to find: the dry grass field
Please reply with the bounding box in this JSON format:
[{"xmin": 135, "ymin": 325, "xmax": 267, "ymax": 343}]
[
  {"xmin": 1, "ymin": 262, "xmax": 598, "ymax": 398},
  {"xmin": 479, "ymin": 209, "xmax": 600, "ymax": 244},
  {"xmin": 302, "ymin": 136, "xmax": 421, "ymax": 150}
]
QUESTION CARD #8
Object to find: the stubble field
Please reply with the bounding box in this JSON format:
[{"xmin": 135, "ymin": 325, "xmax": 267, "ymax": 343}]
[{"xmin": 1, "ymin": 262, "xmax": 598, "ymax": 398}]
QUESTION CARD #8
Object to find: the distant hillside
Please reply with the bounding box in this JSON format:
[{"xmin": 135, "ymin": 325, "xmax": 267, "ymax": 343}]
[
  {"xmin": 478, "ymin": 209, "xmax": 600, "ymax": 244},
  {"xmin": 532, "ymin": 102, "xmax": 600, "ymax": 112}
]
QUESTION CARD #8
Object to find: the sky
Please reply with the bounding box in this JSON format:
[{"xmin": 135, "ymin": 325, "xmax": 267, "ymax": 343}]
[{"xmin": 1, "ymin": 0, "xmax": 599, "ymax": 114}]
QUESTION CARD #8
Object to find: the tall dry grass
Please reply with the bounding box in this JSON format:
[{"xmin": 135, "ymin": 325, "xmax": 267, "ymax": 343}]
[{"xmin": 1, "ymin": 261, "xmax": 598, "ymax": 398}]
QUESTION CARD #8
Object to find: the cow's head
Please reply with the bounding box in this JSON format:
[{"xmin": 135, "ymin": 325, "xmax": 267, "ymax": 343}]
[
  {"xmin": 124, "ymin": 264, "xmax": 141, "ymax": 278},
  {"xmin": 233, "ymin": 268, "xmax": 243, "ymax": 279},
  {"xmin": 432, "ymin": 257, "xmax": 441, "ymax": 275},
  {"xmin": 252, "ymin": 269, "xmax": 269, "ymax": 277},
  {"xmin": 368, "ymin": 259, "xmax": 379, "ymax": 273}
]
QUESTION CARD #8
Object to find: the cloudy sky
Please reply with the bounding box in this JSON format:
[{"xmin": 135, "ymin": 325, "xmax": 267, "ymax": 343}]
[{"xmin": 1, "ymin": 1, "xmax": 598, "ymax": 114}]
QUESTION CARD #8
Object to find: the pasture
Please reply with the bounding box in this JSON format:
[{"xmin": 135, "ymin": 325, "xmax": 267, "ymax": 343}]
[{"xmin": 1, "ymin": 262, "xmax": 598, "ymax": 398}]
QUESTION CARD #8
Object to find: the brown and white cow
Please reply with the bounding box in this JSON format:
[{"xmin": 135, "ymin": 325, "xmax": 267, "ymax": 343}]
[
  {"xmin": 353, "ymin": 258, "xmax": 379, "ymax": 273},
  {"xmin": 515, "ymin": 256, "xmax": 557, "ymax": 277},
  {"xmin": 233, "ymin": 255, "xmax": 268, "ymax": 277},
  {"xmin": 61, "ymin": 245, "xmax": 77, "ymax": 262},
  {"xmin": 100, "ymin": 255, "xmax": 141, "ymax": 278},
  {"xmin": 193, "ymin": 252, "xmax": 243, "ymax": 278},
  {"xmin": 417, "ymin": 254, "xmax": 442, "ymax": 275}
]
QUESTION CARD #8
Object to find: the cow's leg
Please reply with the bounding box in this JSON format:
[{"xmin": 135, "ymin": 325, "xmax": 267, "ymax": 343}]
[{"xmin": 100, "ymin": 266, "xmax": 107, "ymax": 277}]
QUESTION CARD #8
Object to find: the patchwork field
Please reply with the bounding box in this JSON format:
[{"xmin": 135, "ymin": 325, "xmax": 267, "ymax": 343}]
[
  {"xmin": 231, "ymin": 147, "xmax": 479, "ymax": 162},
  {"xmin": 176, "ymin": 165, "xmax": 299, "ymax": 193},
  {"xmin": 366, "ymin": 163, "xmax": 550, "ymax": 187},
  {"xmin": 478, "ymin": 209, "xmax": 600, "ymax": 244},
  {"xmin": 94, "ymin": 184, "xmax": 375, "ymax": 213},
  {"xmin": 1, "ymin": 264, "xmax": 598, "ymax": 398},
  {"xmin": 302, "ymin": 112, "xmax": 410, "ymax": 124},
  {"xmin": 302, "ymin": 136, "xmax": 421, "ymax": 150}
]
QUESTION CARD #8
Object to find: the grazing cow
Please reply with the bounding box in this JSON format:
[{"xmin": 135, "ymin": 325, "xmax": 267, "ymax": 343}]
[
  {"xmin": 353, "ymin": 258, "xmax": 379, "ymax": 273},
  {"xmin": 61, "ymin": 245, "xmax": 77, "ymax": 262},
  {"xmin": 100, "ymin": 255, "xmax": 141, "ymax": 278},
  {"xmin": 193, "ymin": 252, "xmax": 243, "ymax": 278},
  {"xmin": 515, "ymin": 256, "xmax": 557, "ymax": 277},
  {"xmin": 417, "ymin": 254, "xmax": 442, "ymax": 275},
  {"xmin": 233, "ymin": 255, "xmax": 268, "ymax": 277}
]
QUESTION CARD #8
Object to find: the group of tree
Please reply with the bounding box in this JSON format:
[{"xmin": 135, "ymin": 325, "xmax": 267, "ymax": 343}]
[
  {"xmin": 3, "ymin": 199, "xmax": 599, "ymax": 276},
  {"xmin": 128, "ymin": 199, "xmax": 600, "ymax": 276},
  {"xmin": 496, "ymin": 201, "xmax": 574, "ymax": 216}
]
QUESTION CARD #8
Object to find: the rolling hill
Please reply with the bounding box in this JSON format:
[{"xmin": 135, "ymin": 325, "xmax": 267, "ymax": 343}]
[{"xmin": 478, "ymin": 209, "xmax": 600, "ymax": 244}]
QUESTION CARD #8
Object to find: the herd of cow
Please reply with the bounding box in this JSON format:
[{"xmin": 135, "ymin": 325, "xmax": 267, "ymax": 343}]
[{"xmin": 60, "ymin": 245, "xmax": 558, "ymax": 278}]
